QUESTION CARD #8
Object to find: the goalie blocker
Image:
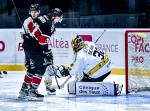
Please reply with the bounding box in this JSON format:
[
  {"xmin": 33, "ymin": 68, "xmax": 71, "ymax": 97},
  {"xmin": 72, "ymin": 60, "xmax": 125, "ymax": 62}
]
[{"xmin": 68, "ymin": 81, "xmax": 123, "ymax": 96}]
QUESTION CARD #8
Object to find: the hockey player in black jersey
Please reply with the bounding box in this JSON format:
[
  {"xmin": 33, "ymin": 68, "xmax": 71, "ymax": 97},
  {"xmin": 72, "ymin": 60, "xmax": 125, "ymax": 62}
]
[
  {"xmin": 18, "ymin": 4, "xmax": 63, "ymax": 100},
  {"xmin": 37, "ymin": 8, "xmax": 63, "ymax": 95}
]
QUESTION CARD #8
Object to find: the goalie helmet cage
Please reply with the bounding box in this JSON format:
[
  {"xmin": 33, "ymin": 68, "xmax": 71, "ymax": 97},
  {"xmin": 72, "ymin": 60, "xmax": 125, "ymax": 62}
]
[{"xmin": 125, "ymin": 30, "xmax": 150, "ymax": 95}]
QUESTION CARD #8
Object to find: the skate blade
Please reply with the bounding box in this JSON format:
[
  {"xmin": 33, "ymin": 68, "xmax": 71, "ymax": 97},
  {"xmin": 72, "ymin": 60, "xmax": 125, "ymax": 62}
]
[
  {"xmin": 47, "ymin": 92, "xmax": 56, "ymax": 95},
  {"xmin": 18, "ymin": 96, "xmax": 30, "ymax": 101},
  {"xmin": 27, "ymin": 97, "xmax": 44, "ymax": 101}
]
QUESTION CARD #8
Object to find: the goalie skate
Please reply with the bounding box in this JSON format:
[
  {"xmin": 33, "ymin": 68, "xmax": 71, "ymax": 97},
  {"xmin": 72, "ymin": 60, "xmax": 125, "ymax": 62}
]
[{"xmin": 46, "ymin": 87, "xmax": 56, "ymax": 95}]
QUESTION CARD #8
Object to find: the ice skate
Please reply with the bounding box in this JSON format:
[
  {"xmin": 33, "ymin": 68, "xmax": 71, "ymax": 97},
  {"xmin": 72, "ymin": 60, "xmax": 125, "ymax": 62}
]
[
  {"xmin": 46, "ymin": 87, "xmax": 56, "ymax": 95},
  {"xmin": 28, "ymin": 90, "xmax": 44, "ymax": 101},
  {"xmin": 18, "ymin": 90, "xmax": 29, "ymax": 100},
  {"xmin": 44, "ymin": 80, "xmax": 56, "ymax": 95}
]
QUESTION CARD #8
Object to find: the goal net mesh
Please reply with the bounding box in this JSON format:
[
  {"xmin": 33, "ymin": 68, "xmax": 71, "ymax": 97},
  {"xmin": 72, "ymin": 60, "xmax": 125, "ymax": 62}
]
[{"xmin": 126, "ymin": 31, "xmax": 150, "ymax": 94}]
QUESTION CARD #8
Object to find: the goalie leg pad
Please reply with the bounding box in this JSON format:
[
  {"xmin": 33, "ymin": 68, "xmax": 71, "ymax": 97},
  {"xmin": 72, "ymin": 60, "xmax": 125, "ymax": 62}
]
[
  {"xmin": 44, "ymin": 74, "xmax": 56, "ymax": 95},
  {"xmin": 67, "ymin": 81, "xmax": 76, "ymax": 94},
  {"xmin": 67, "ymin": 81, "xmax": 123, "ymax": 96}
]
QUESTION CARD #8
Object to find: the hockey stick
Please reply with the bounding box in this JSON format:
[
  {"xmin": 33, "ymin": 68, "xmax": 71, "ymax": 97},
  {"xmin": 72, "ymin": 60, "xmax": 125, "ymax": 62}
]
[
  {"xmin": 95, "ymin": 29, "xmax": 106, "ymax": 43},
  {"xmin": 54, "ymin": 72, "xmax": 61, "ymax": 89},
  {"xmin": 53, "ymin": 65, "xmax": 72, "ymax": 89},
  {"xmin": 51, "ymin": 75, "xmax": 71, "ymax": 89},
  {"xmin": 51, "ymin": 65, "xmax": 61, "ymax": 89},
  {"xmin": 11, "ymin": 0, "xmax": 27, "ymax": 33}
]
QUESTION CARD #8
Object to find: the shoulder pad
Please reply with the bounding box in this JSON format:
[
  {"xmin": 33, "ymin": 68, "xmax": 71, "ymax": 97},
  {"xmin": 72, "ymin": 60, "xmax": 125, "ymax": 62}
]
[
  {"xmin": 43, "ymin": 15, "xmax": 48, "ymax": 20},
  {"xmin": 38, "ymin": 16, "xmax": 47, "ymax": 23},
  {"xmin": 24, "ymin": 17, "xmax": 32, "ymax": 23}
]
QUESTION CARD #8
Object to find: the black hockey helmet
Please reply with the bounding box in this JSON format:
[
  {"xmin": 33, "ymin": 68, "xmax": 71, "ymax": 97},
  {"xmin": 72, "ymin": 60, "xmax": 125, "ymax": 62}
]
[
  {"xmin": 29, "ymin": 4, "xmax": 40, "ymax": 14},
  {"xmin": 50, "ymin": 8, "xmax": 63, "ymax": 17}
]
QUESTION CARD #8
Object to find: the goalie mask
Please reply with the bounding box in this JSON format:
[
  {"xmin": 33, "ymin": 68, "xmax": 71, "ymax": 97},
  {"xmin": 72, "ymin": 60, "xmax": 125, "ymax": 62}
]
[
  {"xmin": 29, "ymin": 4, "xmax": 40, "ymax": 15},
  {"xmin": 71, "ymin": 35, "xmax": 84, "ymax": 53}
]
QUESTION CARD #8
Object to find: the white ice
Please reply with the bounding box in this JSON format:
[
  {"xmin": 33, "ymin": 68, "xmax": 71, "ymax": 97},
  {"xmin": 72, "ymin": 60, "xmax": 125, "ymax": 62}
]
[{"xmin": 0, "ymin": 71, "xmax": 150, "ymax": 111}]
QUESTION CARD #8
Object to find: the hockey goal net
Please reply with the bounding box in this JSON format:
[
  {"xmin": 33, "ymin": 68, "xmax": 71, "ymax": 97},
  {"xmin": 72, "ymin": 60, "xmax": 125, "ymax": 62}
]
[{"xmin": 125, "ymin": 30, "xmax": 150, "ymax": 95}]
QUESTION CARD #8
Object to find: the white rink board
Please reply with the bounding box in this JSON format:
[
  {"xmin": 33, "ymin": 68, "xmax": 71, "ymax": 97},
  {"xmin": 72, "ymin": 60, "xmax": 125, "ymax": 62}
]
[
  {"xmin": 0, "ymin": 28, "xmax": 149, "ymax": 69},
  {"xmin": 0, "ymin": 29, "xmax": 124, "ymax": 67}
]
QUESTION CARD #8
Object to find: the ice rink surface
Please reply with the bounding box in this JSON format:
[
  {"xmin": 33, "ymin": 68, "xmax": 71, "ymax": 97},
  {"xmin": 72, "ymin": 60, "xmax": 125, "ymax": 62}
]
[{"xmin": 0, "ymin": 71, "xmax": 150, "ymax": 111}]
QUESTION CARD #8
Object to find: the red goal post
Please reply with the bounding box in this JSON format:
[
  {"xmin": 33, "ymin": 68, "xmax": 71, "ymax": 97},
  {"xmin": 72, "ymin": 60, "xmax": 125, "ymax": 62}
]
[{"xmin": 125, "ymin": 30, "xmax": 150, "ymax": 94}]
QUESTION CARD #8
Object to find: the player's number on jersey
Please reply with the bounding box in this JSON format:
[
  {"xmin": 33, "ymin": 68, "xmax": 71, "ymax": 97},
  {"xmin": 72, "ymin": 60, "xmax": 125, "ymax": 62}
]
[
  {"xmin": 88, "ymin": 45, "xmax": 104, "ymax": 60},
  {"xmin": 93, "ymin": 50, "xmax": 104, "ymax": 60}
]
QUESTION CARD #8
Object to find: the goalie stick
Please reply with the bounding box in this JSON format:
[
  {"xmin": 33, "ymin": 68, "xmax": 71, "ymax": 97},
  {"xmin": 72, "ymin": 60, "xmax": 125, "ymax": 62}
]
[
  {"xmin": 53, "ymin": 65, "xmax": 72, "ymax": 89},
  {"xmin": 95, "ymin": 29, "xmax": 106, "ymax": 43},
  {"xmin": 51, "ymin": 75, "xmax": 71, "ymax": 89}
]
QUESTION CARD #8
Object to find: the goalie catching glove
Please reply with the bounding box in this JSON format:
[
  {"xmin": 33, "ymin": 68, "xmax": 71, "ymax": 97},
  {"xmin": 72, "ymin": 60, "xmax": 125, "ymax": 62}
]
[{"xmin": 56, "ymin": 65, "xmax": 70, "ymax": 78}]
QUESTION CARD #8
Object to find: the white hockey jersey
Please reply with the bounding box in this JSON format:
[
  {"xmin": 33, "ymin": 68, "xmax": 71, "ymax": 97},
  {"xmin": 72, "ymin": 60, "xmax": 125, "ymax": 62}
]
[{"xmin": 70, "ymin": 41, "xmax": 111, "ymax": 79}]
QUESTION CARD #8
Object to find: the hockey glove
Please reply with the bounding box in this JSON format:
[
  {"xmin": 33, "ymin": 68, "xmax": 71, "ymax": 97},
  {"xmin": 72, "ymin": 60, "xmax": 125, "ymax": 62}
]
[
  {"xmin": 64, "ymin": 63, "xmax": 74, "ymax": 71},
  {"xmin": 57, "ymin": 65, "xmax": 70, "ymax": 78},
  {"xmin": 22, "ymin": 33, "xmax": 33, "ymax": 50}
]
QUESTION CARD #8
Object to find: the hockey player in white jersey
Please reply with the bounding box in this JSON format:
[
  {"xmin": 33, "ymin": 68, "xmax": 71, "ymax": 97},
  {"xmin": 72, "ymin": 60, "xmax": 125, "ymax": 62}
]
[
  {"xmin": 70, "ymin": 35, "xmax": 111, "ymax": 82},
  {"xmin": 53, "ymin": 35, "xmax": 123, "ymax": 96}
]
